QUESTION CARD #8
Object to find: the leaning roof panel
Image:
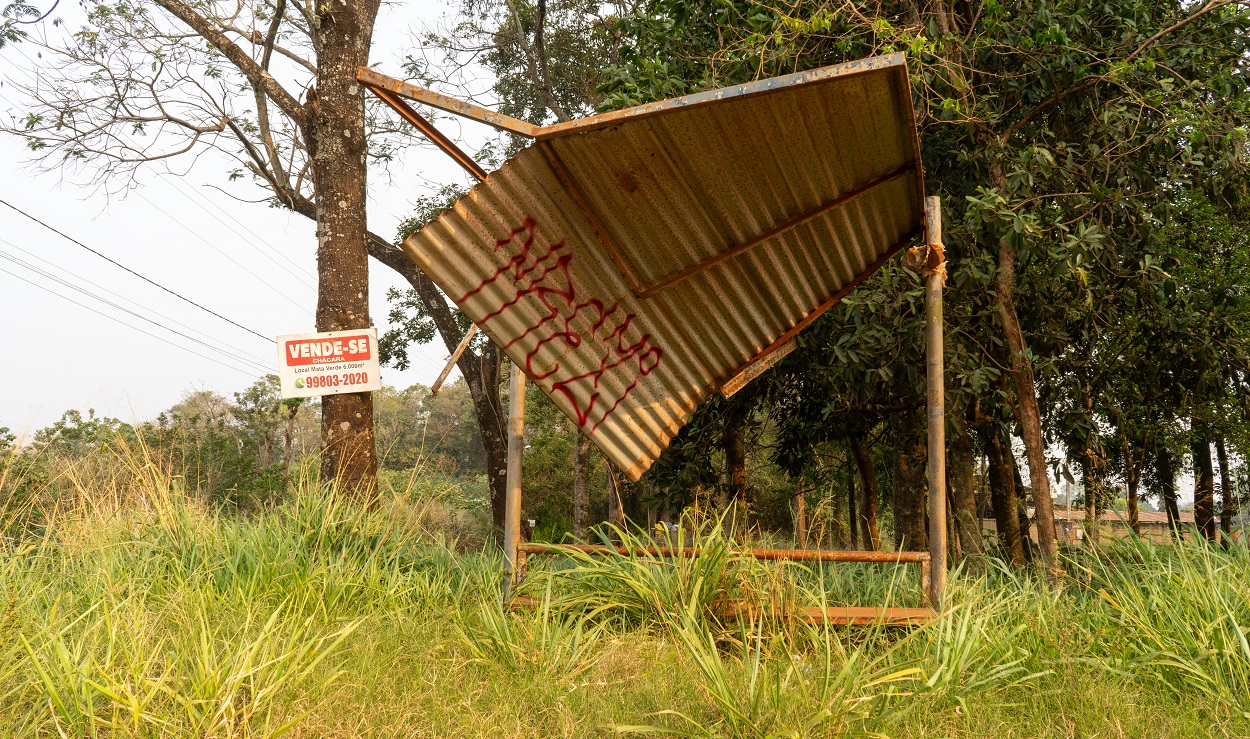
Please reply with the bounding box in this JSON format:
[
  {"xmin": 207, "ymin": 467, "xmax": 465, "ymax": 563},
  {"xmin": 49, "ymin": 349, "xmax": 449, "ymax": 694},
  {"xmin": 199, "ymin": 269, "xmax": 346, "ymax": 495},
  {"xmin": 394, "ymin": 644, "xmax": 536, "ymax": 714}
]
[{"xmin": 402, "ymin": 52, "xmax": 925, "ymax": 480}]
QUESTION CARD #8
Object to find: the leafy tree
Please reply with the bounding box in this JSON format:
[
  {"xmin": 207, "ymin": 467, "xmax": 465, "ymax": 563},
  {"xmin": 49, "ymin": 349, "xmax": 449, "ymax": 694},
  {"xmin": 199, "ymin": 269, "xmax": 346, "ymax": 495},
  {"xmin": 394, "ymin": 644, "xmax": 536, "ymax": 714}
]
[
  {"xmin": 581, "ymin": 0, "xmax": 1249, "ymax": 567},
  {"xmin": 2, "ymin": 0, "xmax": 489, "ymax": 498}
]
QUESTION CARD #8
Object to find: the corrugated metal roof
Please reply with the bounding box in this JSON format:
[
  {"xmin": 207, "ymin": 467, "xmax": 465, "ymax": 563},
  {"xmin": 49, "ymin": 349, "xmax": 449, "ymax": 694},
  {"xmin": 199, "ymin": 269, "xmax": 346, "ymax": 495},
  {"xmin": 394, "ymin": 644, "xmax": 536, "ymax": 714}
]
[{"xmin": 402, "ymin": 53, "xmax": 926, "ymax": 481}]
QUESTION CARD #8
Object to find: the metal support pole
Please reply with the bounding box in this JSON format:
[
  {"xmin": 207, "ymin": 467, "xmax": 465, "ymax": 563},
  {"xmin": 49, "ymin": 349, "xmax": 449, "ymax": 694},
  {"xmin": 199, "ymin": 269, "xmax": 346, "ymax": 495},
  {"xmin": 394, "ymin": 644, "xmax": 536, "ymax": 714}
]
[
  {"xmin": 502, "ymin": 362, "xmax": 526, "ymax": 598},
  {"xmin": 924, "ymin": 195, "xmax": 947, "ymax": 611}
]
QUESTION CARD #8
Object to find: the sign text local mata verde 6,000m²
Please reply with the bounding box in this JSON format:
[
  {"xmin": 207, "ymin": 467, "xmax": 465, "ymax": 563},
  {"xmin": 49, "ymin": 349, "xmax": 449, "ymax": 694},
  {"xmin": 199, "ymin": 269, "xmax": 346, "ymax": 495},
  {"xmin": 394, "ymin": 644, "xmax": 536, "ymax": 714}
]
[{"xmin": 277, "ymin": 328, "xmax": 382, "ymax": 399}]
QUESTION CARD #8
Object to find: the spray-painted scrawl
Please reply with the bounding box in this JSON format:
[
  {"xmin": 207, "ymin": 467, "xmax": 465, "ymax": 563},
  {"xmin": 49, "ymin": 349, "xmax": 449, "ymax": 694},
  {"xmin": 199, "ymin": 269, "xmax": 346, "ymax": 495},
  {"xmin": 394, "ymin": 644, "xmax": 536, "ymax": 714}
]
[{"xmin": 458, "ymin": 217, "xmax": 662, "ymax": 434}]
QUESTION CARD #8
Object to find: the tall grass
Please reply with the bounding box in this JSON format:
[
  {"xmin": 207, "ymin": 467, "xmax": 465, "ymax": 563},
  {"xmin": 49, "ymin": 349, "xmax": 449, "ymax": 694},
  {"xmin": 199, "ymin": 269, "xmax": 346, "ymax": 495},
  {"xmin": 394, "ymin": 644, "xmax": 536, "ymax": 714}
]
[{"xmin": 1, "ymin": 438, "xmax": 1248, "ymax": 736}]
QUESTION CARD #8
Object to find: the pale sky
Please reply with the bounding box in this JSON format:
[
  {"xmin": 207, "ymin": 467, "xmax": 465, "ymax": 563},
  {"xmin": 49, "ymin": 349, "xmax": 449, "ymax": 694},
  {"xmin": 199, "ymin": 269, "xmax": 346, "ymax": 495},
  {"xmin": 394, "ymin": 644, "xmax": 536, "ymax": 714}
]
[{"xmin": 0, "ymin": 1, "xmax": 496, "ymax": 436}]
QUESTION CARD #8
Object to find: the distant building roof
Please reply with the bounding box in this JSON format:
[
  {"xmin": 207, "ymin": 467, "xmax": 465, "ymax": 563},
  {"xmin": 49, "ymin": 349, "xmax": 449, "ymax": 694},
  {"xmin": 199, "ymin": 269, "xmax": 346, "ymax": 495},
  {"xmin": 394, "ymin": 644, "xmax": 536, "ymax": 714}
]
[{"xmin": 1003, "ymin": 509, "xmax": 1197, "ymax": 524}]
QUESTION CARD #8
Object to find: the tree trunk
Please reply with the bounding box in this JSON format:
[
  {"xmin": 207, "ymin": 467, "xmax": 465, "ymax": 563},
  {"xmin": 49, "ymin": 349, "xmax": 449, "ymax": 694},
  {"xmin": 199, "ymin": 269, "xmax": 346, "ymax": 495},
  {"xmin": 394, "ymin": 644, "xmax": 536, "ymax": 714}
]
[
  {"xmin": 1155, "ymin": 446, "xmax": 1182, "ymax": 540},
  {"xmin": 1079, "ymin": 452, "xmax": 1101, "ymax": 547},
  {"xmin": 467, "ymin": 344, "xmax": 508, "ymax": 538},
  {"xmin": 889, "ymin": 411, "xmax": 927, "ymax": 551},
  {"xmin": 607, "ymin": 464, "xmax": 625, "ymax": 531},
  {"xmin": 987, "ymin": 161, "xmax": 1058, "ymax": 566},
  {"xmin": 1192, "ymin": 422, "xmax": 1216, "ymax": 542},
  {"xmin": 572, "ymin": 431, "xmax": 591, "ymax": 541},
  {"xmin": 847, "ymin": 463, "xmax": 859, "ymax": 549},
  {"xmin": 949, "ymin": 408, "xmax": 983, "ymax": 563},
  {"xmin": 849, "ymin": 436, "xmax": 880, "ymax": 551},
  {"xmin": 283, "ymin": 403, "xmax": 298, "ymax": 472},
  {"xmin": 1122, "ymin": 433, "xmax": 1141, "ymax": 535},
  {"xmin": 1216, "ymin": 436, "xmax": 1236, "ymax": 543},
  {"xmin": 307, "ymin": 0, "xmax": 381, "ymax": 499},
  {"xmin": 724, "ymin": 413, "xmax": 747, "ymax": 507},
  {"xmin": 795, "ymin": 486, "xmax": 808, "ymax": 549},
  {"xmin": 1012, "ymin": 454, "xmax": 1036, "ymax": 562},
  {"xmin": 982, "ymin": 429, "xmax": 1025, "ymax": 566}
]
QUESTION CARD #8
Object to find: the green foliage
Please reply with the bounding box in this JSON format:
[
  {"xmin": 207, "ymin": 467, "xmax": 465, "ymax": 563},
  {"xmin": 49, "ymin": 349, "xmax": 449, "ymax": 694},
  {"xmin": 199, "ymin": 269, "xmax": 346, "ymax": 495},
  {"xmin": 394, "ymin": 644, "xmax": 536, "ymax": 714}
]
[
  {"xmin": 1, "ymin": 443, "xmax": 1249, "ymax": 735},
  {"xmin": 380, "ymin": 184, "xmax": 472, "ymax": 372},
  {"xmin": 0, "ymin": 0, "xmax": 48, "ymax": 48}
]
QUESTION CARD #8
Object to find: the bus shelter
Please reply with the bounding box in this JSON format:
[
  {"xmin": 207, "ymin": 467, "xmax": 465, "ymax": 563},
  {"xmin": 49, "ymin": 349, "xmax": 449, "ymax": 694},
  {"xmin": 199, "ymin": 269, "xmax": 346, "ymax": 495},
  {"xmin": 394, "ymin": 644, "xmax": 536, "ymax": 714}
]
[{"xmin": 361, "ymin": 52, "xmax": 948, "ymax": 621}]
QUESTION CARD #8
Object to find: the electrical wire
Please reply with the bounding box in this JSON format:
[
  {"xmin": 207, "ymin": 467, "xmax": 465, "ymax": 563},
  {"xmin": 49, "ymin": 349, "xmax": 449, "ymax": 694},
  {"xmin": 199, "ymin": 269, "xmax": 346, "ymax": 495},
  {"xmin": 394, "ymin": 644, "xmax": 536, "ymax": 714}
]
[
  {"xmin": 0, "ymin": 266, "xmax": 261, "ymax": 377},
  {"xmin": 1, "ymin": 198, "xmax": 275, "ymax": 342},
  {"xmin": 131, "ymin": 189, "xmax": 314, "ymax": 315},
  {"xmin": 158, "ymin": 172, "xmax": 317, "ymax": 283},
  {"xmin": 0, "ymin": 236, "xmax": 274, "ymax": 368},
  {"xmin": 0, "ymin": 248, "xmax": 273, "ymax": 373}
]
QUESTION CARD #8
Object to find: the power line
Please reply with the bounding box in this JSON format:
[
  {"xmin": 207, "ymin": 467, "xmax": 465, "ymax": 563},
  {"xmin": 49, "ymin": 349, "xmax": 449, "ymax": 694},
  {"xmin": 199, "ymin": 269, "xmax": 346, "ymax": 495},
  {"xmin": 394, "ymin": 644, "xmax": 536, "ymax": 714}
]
[
  {"xmin": 0, "ymin": 266, "xmax": 261, "ymax": 377},
  {"xmin": 158, "ymin": 172, "xmax": 317, "ymax": 283},
  {"xmin": 0, "ymin": 249, "xmax": 273, "ymax": 373},
  {"xmin": 0, "ymin": 197, "xmax": 274, "ymax": 342},
  {"xmin": 132, "ymin": 189, "xmax": 314, "ymax": 315},
  {"xmin": 0, "ymin": 236, "xmax": 273, "ymax": 368}
]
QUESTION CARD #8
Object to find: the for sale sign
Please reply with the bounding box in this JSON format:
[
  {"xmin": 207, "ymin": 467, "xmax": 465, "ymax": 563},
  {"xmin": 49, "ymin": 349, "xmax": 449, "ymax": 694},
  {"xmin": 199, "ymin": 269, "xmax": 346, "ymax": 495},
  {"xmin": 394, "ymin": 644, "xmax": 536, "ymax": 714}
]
[{"xmin": 277, "ymin": 328, "xmax": 382, "ymax": 398}]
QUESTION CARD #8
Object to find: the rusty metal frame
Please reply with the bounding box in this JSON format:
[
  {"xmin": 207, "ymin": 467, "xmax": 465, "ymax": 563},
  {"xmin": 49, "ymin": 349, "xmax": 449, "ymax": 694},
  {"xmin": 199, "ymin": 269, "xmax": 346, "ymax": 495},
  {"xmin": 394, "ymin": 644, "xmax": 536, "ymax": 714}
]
[
  {"xmin": 365, "ymin": 83, "xmax": 488, "ymax": 183},
  {"xmin": 357, "ymin": 67, "xmax": 540, "ymax": 138},
  {"xmin": 537, "ymin": 141, "xmax": 646, "ymax": 294},
  {"xmin": 639, "ymin": 165, "xmax": 916, "ymax": 298},
  {"xmin": 517, "ymin": 542, "xmax": 935, "ymax": 625},
  {"xmin": 719, "ymin": 225, "xmax": 922, "ymax": 396},
  {"xmin": 532, "ymin": 53, "xmax": 906, "ymax": 141},
  {"xmin": 721, "ymin": 337, "xmax": 798, "ymax": 398}
]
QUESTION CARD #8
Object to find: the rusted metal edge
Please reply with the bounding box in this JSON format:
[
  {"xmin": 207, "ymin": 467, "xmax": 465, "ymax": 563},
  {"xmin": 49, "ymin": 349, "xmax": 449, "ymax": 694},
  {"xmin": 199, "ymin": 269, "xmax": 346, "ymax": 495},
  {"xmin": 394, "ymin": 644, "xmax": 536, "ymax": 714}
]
[
  {"xmin": 357, "ymin": 67, "xmax": 541, "ymax": 138},
  {"xmin": 366, "ymin": 84, "xmax": 488, "ymax": 182},
  {"xmin": 431, "ymin": 324, "xmax": 479, "ymax": 396},
  {"xmin": 518, "ymin": 542, "xmax": 931, "ymax": 563},
  {"xmin": 725, "ymin": 603, "xmax": 937, "ymax": 625},
  {"xmin": 721, "ymin": 337, "xmax": 797, "ymax": 398},
  {"xmin": 716, "ymin": 224, "xmax": 923, "ymax": 395},
  {"xmin": 537, "ymin": 141, "xmax": 646, "ymax": 294},
  {"xmin": 534, "ymin": 53, "xmax": 907, "ymax": 141},
  {"xmin": 510, "ymin": 597, "xmax": 934, "ymax": 626},
  {"xmin": 893, "ymin": 61, "xmax": 929, "ymax": 237},
  {"xmin": 640, "ymin": 165, "xmax": 915, "ymax": 299}
]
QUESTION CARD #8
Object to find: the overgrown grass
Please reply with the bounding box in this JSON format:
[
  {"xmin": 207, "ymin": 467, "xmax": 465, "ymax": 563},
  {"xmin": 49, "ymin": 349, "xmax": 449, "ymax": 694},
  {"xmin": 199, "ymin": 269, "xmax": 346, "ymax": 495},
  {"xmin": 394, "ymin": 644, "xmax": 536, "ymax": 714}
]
[{"xmin": 1, "ymin": 442, "xmax": 1247, "ymax": 736}]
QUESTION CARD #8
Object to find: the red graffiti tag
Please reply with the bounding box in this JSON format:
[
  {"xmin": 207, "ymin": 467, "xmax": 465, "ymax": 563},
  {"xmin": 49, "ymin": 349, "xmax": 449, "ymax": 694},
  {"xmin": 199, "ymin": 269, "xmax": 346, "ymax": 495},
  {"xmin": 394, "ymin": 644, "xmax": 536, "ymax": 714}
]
[{"xmin": 458, "ymin": 218, "xmax": 662, "ymax": 432}]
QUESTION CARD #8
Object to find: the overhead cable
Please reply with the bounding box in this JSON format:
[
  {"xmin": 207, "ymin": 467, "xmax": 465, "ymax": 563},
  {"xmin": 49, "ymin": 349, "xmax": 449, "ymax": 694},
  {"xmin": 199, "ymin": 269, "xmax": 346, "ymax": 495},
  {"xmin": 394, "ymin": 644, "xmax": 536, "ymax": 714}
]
[
  {"xmin": 0, "ymin": 197, "xmax": 274, "ymax": 342},
  {"xmin": 0, "ymin": 266, "xmax": 260, "ymax": 377},
  {"xmin": 0, "ymin": 237, "xmax": 273, "ymax": 369},
  {"xmin": 0, "ymin": 249, "xmax": 272, "ymax": 373}
]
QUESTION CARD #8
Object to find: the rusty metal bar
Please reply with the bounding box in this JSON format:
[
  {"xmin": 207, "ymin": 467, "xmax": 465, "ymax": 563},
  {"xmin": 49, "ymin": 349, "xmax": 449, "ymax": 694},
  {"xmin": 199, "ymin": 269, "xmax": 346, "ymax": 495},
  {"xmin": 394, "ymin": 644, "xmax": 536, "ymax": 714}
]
[
  {"xmin": 517, "ymin": 542, "xmax": 931, "ymax": 563},
  {"xmin": 431, "ymin": 324, "xmax": 479, "ymax": 396},
  {"xmin": 365, "ymin": 83, "xmax": 488, "ymax": 183},
  {"xmin": 537, "ymin": 141, "xmax": 646, "ymax": 294},
  {"xmin": 920, "ymin": 559, "xmax": 932, "ymax": 607},
  {"xmin": 924, "ymin": 195, "xmax": 947, "ymax": 611},
  {"xmin": 502, "ymin": 363, "xmax": 527, "ymax": 597},
  {"xmin": 357, "ymin": 67, "xmax": 541, "ymax": 138},
  {"xmin": 534, "ymin": 53, "xmax": 906, "ymax": 141},
  {"xmin": 729, "ymin": 604, "xmax": 936, "ymax": 625},
  {"xmin": 641, "ymin": 165, "xmax": 915, "ymax": 299},
  {"xmin": 719, "ymin": 225, "xmax": 922, "ymax": 395},
  {"xmin": 721, "ymin": 337, "xmax": 798, "ymax": 398},
  {"xmin": 511, "ymin": 596, "xmax": 933, "ymax": 625}
]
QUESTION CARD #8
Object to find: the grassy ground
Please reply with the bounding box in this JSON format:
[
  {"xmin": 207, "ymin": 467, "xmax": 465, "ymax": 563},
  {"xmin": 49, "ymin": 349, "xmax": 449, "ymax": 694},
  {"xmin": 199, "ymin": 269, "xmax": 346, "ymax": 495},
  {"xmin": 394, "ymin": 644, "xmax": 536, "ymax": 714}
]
[{"xmin": 1, "ymin": 455, "xmax": 1248, "ymax": 737}]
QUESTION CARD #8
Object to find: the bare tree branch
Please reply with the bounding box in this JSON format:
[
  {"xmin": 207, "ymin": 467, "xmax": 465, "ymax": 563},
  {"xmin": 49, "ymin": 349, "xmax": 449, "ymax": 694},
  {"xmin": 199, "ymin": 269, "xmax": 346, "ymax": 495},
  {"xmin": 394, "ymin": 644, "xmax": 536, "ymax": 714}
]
[
  {"xmin": 503, "ymin": 0, "xmax": 571, "ymax": 122},
  {"xmin": 154, "ymin": 0, "xmax": 307, "ymax": 125}
]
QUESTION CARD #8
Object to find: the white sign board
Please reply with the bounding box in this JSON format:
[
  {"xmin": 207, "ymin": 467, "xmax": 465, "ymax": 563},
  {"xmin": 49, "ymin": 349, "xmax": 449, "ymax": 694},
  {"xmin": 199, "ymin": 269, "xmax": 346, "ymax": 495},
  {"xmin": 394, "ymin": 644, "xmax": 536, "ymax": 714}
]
[{"xmin": 277, "ymin": 328, "xmax": 382, "ymax": 399}]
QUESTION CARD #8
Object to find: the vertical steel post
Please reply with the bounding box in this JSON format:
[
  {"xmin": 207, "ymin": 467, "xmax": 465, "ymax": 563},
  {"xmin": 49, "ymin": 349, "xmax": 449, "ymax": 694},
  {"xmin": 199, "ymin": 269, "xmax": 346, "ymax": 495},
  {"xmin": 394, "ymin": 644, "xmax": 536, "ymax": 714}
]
[
  {"xmin": 502, "ymin": 362, "xmax": 526, "ymax": 597},
  {"xmin": 925, "ymin": 195, "xmax": 947, "ymax": 611}
]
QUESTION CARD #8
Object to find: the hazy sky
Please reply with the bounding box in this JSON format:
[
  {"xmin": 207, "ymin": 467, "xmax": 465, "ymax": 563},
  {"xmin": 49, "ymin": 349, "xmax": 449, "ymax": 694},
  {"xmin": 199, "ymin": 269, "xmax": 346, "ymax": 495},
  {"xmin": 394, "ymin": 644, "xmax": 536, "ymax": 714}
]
[{"xmin": 0, "ymin": 2, "xmax": 495, "ymax": 436}]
